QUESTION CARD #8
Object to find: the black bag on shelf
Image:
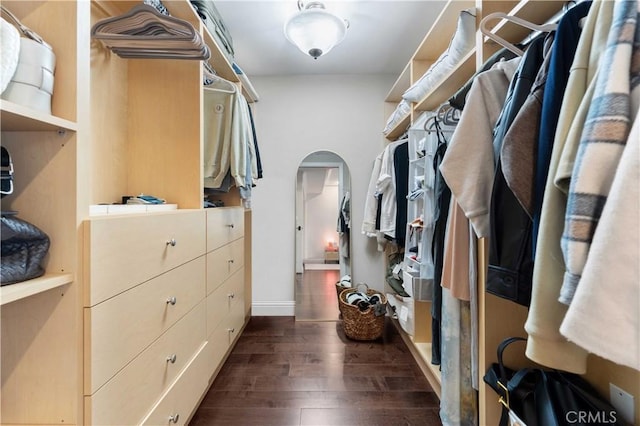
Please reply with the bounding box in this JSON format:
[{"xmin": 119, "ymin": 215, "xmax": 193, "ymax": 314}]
[
  {"xmin": 483, "ymin": 337, "xmax": 622, "ymax": 426},
  {"xmin": 1, "ymin": 212, "xmax": 50, "ymax": 285}
]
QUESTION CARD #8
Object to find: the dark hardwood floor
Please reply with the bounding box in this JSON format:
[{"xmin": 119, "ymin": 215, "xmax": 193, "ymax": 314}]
[
  {"xmin": 295, "ymin": 269, "xmax": 341, "ymax": 321},
  {"xmin": 190, "ymin": 315, "xmax": 442, "ymax": 426}
]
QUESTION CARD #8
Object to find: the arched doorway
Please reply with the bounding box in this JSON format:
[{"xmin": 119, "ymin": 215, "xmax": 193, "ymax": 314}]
[{"xmin": 295, "ymin": 151, "xmax": 351, "ymax": 321}]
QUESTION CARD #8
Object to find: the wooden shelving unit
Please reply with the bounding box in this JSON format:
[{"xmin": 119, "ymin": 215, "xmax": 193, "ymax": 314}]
[
  {"xmin": 1, "ymin": 1, "xmax": 257, "ymax": 424},
  {"xmin": 0, "ymin": 101, "xmax": 77, "ymax": 132},
  {"xmin": 0, "ymin": 274, "xmax": 73, "ymax": 306}
]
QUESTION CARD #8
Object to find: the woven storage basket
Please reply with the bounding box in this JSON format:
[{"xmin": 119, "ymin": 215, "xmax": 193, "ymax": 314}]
[
  {"xmin": 335, "ymin": 282, "xmax": 350, "ymax": 313},
  {"xmin": 338, "ymin": 286, "xmax": 387, "ymax": 341}
]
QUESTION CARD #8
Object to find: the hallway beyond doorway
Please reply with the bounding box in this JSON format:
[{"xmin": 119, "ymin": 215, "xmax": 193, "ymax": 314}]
[{"xmin": 295, "ymin": 270, "xmax": 340, "ymax": 321}]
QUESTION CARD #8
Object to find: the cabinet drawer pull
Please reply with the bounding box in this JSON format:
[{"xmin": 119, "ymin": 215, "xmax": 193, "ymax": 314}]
[
  {"xmin": 166, "ymin": 296, "xmax": 177, "ymax": 305},
  {"xmin": 166, "ymin": 238, "xmax": 177, "ymax": 247},
  {"xmin": 166, "ymin": 354, "xmax": 177, "ymax": 364},
  {"xmin": 226, "ymin": 224, "xmax": 234, "ymax": 228},
  {"xmin": 227, "ymin": 327, "xmax": 235, "ymax": 333},
  {"xmin": 168, "ymin": 414, "xmax": 179, "ymax": 423},
  {"xmin": 228, "ymin": 259, "xmax": 234, "ymax": 264},
  {"xmin": 228, "ymin": 293, "xmax": 235, "ymax": 299}
]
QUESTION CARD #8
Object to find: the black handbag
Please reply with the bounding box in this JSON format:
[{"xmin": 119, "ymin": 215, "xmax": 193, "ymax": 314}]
[
  {"xmin": 483, "ymin": 337, "xmax": 622, "ymax": 426},
  {"xmin": 1, "ymin": 212, "xmax": 50, "ymax": 285}
]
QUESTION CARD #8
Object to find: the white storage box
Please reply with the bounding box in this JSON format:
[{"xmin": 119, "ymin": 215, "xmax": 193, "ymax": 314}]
[
  {"xmin": 387, "ymin": 293, "xmax": 414, "ymax": 336},
  {"xmin": 403, "ymin": 269, "xmax": 433, "ymax": 302}
]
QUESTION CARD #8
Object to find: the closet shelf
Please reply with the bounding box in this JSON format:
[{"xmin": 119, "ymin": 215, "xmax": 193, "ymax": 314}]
[
  {"xmin": 483, "ymin": 0, "xmax": 564, "ymax": 48},
  {"xmin": 413, "ymin": 0, "xmax": 476, "ymax": 61},
  {"xmin": 1, "ymin": 100, "xmax": 77, "ymax": 132},
  {"xmin": 0, "ymin": 273, "xmax": 73, "ymax": 306},
  {"xmin": 414, "ymin": 49, "xmax": 476, "ymax": 112},
  {"xmin": 385, "ymin": 113, "xmax": 411, "ymax": 141},
  {"xmin": 385, "ymin": 63, "xmax": 411, "ymax": 102}
]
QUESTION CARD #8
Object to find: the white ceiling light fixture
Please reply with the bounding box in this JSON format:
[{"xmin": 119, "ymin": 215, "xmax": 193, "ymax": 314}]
[{"xmin": 284, "ymin": 1, "xmax": 349, "ymax": 60}]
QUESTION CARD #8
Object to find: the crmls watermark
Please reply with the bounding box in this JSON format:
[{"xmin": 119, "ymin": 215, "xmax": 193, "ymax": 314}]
[{"xmin": 565, "ymin": 410, "xmax": 618, "ymax": 424}]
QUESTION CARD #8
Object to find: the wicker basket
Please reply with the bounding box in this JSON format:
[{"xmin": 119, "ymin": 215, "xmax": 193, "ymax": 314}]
[
  {"xmin": 335, "ymin": 282, "xmax": 350, "ymax": 313},
  {"xmin": 338, "ymin": 287, "xmax": 387, "ymax": 341}
]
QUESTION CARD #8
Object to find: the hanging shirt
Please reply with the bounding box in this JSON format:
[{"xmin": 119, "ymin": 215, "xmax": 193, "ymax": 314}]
[
  {"xmin": 362, "ymin": 152, "xmax": 383, "ymax": 237},
  {"xmin": 376, "ymin": 140, "xmax": 406, "ymax": 240}
]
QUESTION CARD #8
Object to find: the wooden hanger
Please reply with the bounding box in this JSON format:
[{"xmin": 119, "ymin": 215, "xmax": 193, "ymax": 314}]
[{"xmin": 480, "ymin": 12, "xmax": 557, "ymax": 56}]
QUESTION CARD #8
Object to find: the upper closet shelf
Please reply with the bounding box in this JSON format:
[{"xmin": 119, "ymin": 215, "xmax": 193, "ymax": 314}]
[
  {"xmin": 385, "ymin": 63, "xmax": 411, "ymax": 103},
  {"xmin": 385, "ymin": 113, "xmax": 411, "ymax": 141},
  {"xmin": 105, "ymin": 0, "xmax": 258, "ymax": 98},
  {"xmin": 414, "ymin": 49, "xmax": 476, "ymax": 112},
  {"xmin": 483, "ymin": 0, "xmax": 565, "ymax": 48},
  {"xmin": 1, "ymin": 100, "xmax": 77, "ymax": 132},
  {"xmin": 413, "ymin": 0, "xmax": 475, "ymax": 61}
]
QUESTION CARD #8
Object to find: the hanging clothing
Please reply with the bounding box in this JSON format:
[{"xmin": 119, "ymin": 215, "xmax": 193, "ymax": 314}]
[
  {"xmin": 448, "ymin": 47, "xmax": 519, "ymax": 111},
  {"xmin": 362, "ymin": 153, "xmax": 383, "ymax": 237},
  {"xmin": 560, "ymin": 109, "xmax": 640, "ymax": 371},
  {"xmin": 203, "ymin": 85, "xmax": 257, "ymax": 201},
  {"xmin": 501, "ymin": 34, "xmax": 556, "ymax": 217},
  {"xmin": 375, "ymin": 140, "xmax": 406, "ymax": 240},
  {"xmin": 203, "ymin": 85, "xmax": 234, "ymax": 189},
  {"xmin": 337, "ymin": 192, "xmax": 351, "ymax": 259},
  {"xmin": 487, "ymin": 34, "xmax": 550, "ymax": 308},
  {"xmin": 560, "ymin": 0, "xmax": 640, "ymax": 306},
  {"xmin": 393, "ymin": 141, "xmax": 409, "ymax": 246},
  {"xmin": 431, "ymin": 131, "xmax": 452, "ymax": 367},
  {"xmin": 440, "ymin": 57, "xmax": 520, "ymax": 239},
  {"xmin": 525, "ymin": 0, "xmax": 614, "ymax": 374},
  {"xmin": 441, "ymin": 199, "xmax": 472, "ymax": 302},
  {"xmin": 246, "ymin": 102, "xmax": 263, "ymax": 179},
  {"xmin": 532, "ymin": 1, "xmax": 593, "ymax": 252},
  {"xmin": 439, "ymin": 288, "xmax": 477, "ymax": 426}
]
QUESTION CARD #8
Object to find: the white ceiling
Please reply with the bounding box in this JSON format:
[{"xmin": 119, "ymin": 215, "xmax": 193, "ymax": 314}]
[{"xmin": 214, "ymin": 1, "xmax": 448, "ymax": 76}]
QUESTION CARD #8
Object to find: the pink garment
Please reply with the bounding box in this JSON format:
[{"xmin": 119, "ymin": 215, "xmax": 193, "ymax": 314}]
[{"xmin": 441, "ymin": 197, "xmax": 471, "ymax": 301}]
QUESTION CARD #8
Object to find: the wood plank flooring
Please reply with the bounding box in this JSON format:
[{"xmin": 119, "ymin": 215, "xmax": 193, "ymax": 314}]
[
  {"xmin": 295, "ymin": 270, "xmax": 341, "ymax": 321},
  {"xmin": 190, "ymin": 315, "xmax": 442, "ymax": 426}
]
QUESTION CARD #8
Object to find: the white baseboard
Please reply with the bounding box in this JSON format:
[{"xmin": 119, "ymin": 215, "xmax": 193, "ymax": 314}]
[
  {"xmin": 251, "ymin": 301, "xmax": 295, "ymax": 316},
  {"xmin": 304, "ymin": 263, "xmax": 340, "ymax": 271}
]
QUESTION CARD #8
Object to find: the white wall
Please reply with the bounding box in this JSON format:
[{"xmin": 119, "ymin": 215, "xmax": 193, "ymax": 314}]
[
  {"xmin": 304, "ymin": 179, "xmax": 339, "ymax": 261},
  {"xmin": 249, "ymin": 74, "xmax": 393, "ymax": 315}
]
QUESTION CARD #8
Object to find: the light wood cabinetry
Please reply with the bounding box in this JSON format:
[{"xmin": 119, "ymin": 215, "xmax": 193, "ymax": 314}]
[
  {"xmin": 0, "ymin": 1, "xmax": 254, "ymax": 424},
  {"xmin": 385, "ymin": 1, "xmax": 640, "ymax": 425},
  {"xmin": 204, "ymin": 207, "xmax": 248, "ymax": 379}
]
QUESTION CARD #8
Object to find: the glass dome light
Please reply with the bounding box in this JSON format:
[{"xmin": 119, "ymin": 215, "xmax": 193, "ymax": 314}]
[{"xmin": 284, "ymin": 1, "xmax": 348, "ymax": 59}]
